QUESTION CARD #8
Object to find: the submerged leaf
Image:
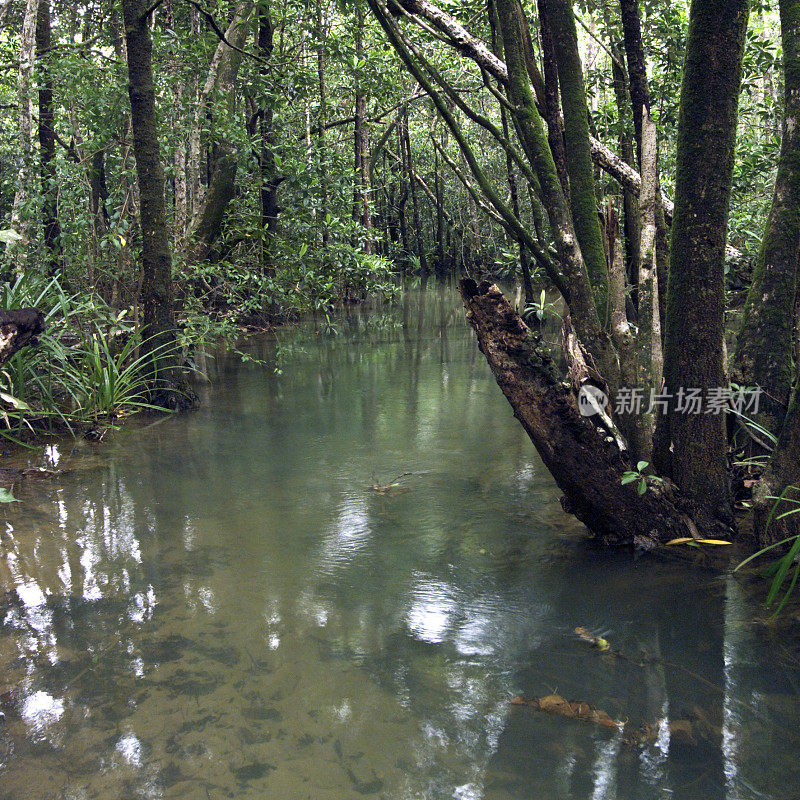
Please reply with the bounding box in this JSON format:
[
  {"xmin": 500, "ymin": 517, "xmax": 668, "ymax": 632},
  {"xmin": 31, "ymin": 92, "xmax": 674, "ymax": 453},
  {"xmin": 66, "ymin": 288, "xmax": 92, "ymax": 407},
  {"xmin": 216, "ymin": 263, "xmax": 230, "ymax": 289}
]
[
  {"xmin": 0, "ymin": 488, "xmax": 18, "ymax": 503},
  {"xmin": 510, "ymin": 693, "xmax": 621, "ymax": 729}
]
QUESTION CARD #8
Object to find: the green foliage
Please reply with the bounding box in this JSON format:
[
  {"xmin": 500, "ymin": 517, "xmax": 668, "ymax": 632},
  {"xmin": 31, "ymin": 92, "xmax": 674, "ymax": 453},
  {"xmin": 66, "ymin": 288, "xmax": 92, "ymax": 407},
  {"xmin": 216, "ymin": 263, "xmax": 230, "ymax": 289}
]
[
  {"xmin": 0, "ymin": 274, "xmax": 182, "ymax": 442},
  {"xmin": 736, "ymin": 487, "xmax": 800, "ymax": 615},
  {"xmin": 621, "ymin": 460, "xmax": 663, "ymax": 495},
  {"xmin": 523, "ymin": 290, "xmax": 558, "ymax": 323}
]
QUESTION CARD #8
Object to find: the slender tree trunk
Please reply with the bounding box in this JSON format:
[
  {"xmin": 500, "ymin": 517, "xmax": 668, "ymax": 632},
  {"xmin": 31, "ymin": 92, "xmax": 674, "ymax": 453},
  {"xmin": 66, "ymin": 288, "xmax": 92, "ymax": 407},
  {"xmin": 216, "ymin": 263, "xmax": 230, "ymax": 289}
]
[
  {"xmin": 402, "ymin": 108, "xmax": 429, "ymax": 277},
  {"xmin": 610, "ymin": 45, "xmax": 639, "ymax": 304},
  {"xmin": 11, "ymin": 0, "xmax": 40, "ymax": 254},
  {"xmin": 619, "ymin": 0, "xmax": 648, "ymax": 165},
  {"xmin": 660, "ymin": 0, "xmax": 748, "ymax": 526},
  {"xmin": 433, "ymin": 143, "xmax": 445, "ymax": 272},
  {"xmin": 535, "ymin": 0, "xmax": 569, "ymax": 196},
  {"xmin": 316, "ymin": 0, "xmax": 329, "ymax": 247},
  {"xmin": 188, "ymin": 5, "xmax": 202, "ymax": 218},
  {"xmin": 542, "ymin": 0, "xmax": 609, "ymax": 317},
  {"xmin": 36, "ymin": 0, "xmax": 62, "ymax": 274},
  {"xmin": 353, "ymin": 5, "xmax": 373, "ymax": 253},
  {"xmin": 186, "ymin": 0, "xmax": 255, "ymax": 265},
  {"xmin": 258, "ymin": 0, "xmax": 282, "ymax": 276},
  {"xmin": 120, "ymin": 0, "xmax": 187, "ymax": 406},
  {"xmin": 396, "ymin": 119, "xmax": 411, "ymax": 263},
  {"xmin": 734, "ymin": 0, "xmax": 800, "ymax": 436}
]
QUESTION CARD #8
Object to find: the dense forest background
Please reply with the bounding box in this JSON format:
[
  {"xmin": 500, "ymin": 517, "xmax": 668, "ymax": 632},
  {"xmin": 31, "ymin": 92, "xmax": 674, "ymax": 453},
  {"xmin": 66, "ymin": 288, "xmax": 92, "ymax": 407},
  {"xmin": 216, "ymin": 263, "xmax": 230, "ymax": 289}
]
[{"xmin": 0, "ymin": 0, "xmax": 782, "ymax": 320}]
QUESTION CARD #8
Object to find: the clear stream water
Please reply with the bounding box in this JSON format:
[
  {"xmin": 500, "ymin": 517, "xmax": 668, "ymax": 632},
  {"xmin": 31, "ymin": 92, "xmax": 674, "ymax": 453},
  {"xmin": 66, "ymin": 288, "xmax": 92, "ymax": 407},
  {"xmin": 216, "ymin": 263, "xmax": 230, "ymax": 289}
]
[{"xmin": 0, "ymin": 288, "xmax": 799, "ymax": 800}]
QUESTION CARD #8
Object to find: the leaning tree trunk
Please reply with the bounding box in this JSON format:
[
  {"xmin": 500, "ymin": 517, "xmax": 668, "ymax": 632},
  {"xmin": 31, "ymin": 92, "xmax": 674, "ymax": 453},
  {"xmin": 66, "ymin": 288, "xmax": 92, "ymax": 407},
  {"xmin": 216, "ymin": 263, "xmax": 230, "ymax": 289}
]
[
  {"xmin": 659, "ymin": 0, "xmax": 748, "ymax": 527},
  {"xmin": 120, "ymin": 0, "xmax": 188, "ymax": 408},
  {"xmin": 460, "ymin": 280, "xmax": 727, "ymax": 545}
]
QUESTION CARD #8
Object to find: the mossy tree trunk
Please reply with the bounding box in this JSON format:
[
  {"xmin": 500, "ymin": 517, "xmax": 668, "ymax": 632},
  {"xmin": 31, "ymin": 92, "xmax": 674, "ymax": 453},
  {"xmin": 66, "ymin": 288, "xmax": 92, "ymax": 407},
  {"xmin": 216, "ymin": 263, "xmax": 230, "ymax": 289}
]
[
  {"xmin": 258, "ymin": 0, "xmax": 282, "ymax": 276},
  {"xmin": 659, "ymin": 0, "xmax": 748, "ymax": 526},
  {"xmin": 121, "ymin": 0, "xmax": 188, "ymax": 407},
  {"xmin": 749, "ymin": 0, "xmax": 800, "ymax": 546},
  {"xmin": 734, "ymin": 0, "xmax": 800, "ymax": 437},
  {"xmin": 542, "ymin": 0, "xmax": 608, "ymax": 319},
  {"xmin": 36, "ymin": 0, "xmax": 62, "ymax": 275}
]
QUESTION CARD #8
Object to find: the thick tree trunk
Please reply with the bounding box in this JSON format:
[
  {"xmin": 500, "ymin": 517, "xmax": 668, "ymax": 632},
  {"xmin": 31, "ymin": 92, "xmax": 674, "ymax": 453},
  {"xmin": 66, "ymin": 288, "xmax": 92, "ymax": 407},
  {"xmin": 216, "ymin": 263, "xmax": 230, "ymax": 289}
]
[
  {"xmin": 460, "ymin": 280, "xmax": 727, "ymax": 544},
  {"xmin": 121, "ymin": 0, "xmax": 188, "ymax": 407},
  {"xmin": 36, "ymin": 0, "xmax": 62, "ymax": 275},
  {"xmin": 734, "ymin": 0, "xmax": 800, "ymax": 436},
  {"xmin": 750, "ymin": 0, "xmax": 800, "ymax": 546},
  {"xmin": 660, "ymin": 0, "xmax": 748, "ymax": 526}
]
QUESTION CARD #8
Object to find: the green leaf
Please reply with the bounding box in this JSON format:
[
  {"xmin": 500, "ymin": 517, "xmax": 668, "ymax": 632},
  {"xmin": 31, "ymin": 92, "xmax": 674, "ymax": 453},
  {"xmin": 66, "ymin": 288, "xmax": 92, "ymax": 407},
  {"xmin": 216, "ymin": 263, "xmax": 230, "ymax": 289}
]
[
  {"xmin": 621, "ymin": 473, "xmax": 638, "ymax": 485},
  {"xmin": 0, "ymin": 229, "xmax": 23, "ymax": 245},
  {"xmin": 637, "ymin": 479, "xmax": 647, "ymax": 495},
  {"xmin": 637, "ymin": 461, "xmax": 649, "ymax": 472},
  {"xmin": 0, "ymin": 392, "xmax": 29, "ymax": 410},
  {"xmin": 0, "ymin": 487, "xmax": 19, "ymax": 503}
]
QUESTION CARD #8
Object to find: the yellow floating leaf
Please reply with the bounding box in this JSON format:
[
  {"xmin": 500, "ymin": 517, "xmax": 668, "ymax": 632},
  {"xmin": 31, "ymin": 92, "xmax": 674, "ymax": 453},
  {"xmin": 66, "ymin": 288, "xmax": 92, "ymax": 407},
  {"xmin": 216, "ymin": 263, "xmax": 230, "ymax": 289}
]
[{"xmin": 665, "ymin": 537, "xmax": 694, "ymax": 545}]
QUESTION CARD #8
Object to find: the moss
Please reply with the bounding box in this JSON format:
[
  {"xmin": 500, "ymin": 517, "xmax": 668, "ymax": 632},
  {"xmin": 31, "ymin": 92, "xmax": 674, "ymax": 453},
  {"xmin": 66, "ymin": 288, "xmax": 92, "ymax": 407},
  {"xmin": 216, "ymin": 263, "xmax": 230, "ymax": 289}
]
[
  {"xmin": 662, "ymin": 0, "xmax": 748, "ymax": 522},
  {"xmin": 734, "ymin": 0, "xmax": 800, "ymax": 433},
  {"xmin": 544, "ymin": 0, "xmax": 610, "ymax": 320}
]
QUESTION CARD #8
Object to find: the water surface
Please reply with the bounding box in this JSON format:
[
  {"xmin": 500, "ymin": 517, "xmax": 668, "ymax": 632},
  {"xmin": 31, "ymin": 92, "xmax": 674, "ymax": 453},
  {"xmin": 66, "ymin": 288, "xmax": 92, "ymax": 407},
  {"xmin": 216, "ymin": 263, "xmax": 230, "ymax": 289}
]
[{"xmin": 1, "ymin": 289, "xmax": 799, "ymax": 799}]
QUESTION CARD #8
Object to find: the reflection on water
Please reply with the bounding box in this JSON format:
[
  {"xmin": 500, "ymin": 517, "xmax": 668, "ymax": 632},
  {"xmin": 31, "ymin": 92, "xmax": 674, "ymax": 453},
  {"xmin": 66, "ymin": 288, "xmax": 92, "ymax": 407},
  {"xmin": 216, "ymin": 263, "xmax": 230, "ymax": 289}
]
[{"xmin": 0, "ymin": 287, "xmax": 799, "ymax": 799}]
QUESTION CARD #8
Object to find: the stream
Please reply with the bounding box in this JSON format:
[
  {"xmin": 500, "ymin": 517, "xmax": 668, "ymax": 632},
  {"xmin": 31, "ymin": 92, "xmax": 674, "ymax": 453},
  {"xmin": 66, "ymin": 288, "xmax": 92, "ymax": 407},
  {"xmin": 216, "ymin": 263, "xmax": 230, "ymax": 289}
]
[{"xmin": 0, "ymin": 288, "xmax": 799, "ymax": 799}]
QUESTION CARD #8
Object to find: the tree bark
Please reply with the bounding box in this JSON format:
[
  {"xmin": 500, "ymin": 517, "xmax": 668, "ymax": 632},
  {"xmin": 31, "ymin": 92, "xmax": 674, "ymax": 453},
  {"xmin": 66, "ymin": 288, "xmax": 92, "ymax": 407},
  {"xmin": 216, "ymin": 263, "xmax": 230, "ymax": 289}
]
[
  {"xmin": 734, "ymin": 0, "xmax": 800, "ymax": 436},
  {"xmin": 258, "ymin": 0, "xmax": 282, "ymax": 276},
  {"xmin": 186, "ymin": 0, "xmax": 255, "ymax": 265},
  {"xmin": 535, "ymin": 0, "xmax": 569, "ymax": 196},
  {"xmin": 460, "ymin": 280, "xmax": 727, "ymax": 544},
  {"xmin": 121, "ymin": 0, "xmax": 188, "ymax": 407},
  {"xmin": 543, "ymin": 0, "xmax": 609, "ymax": 318},
  {"xmin": 609, "ymin": 45, "xmax": 640, "ymax": 303},
  {"xmin": 660, "ymin": 0, "xmax": 748, "ymax": 526},
  {"xmin": 11, "ymin": 0, "xmax": 40, "ymax": 254},
  {"xmin": 0, "ymin": 309, "xmax": 45, "ymax": 366},
  {"xmin": 36, "ymin": 0, "xmax": 62, "ymax": 275},
  {"xmin": 750, "ymin": 0, "xmax": 800, "ymax": 547},
  {"xmin": 353, "ymin": 5, "xmax": 373, "ymax": 253}
]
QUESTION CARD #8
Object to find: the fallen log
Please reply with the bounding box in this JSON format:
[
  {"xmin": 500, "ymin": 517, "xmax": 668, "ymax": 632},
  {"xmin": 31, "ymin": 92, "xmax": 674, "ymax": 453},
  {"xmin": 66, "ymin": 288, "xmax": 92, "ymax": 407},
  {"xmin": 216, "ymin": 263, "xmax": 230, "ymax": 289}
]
[
  {"xmin": 0, "ymin": 308, "xmax": 45, "ymax": 366},
  {"xmin": 460, "ymin": 279, "xmax": 729, "ymax": 544}
]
